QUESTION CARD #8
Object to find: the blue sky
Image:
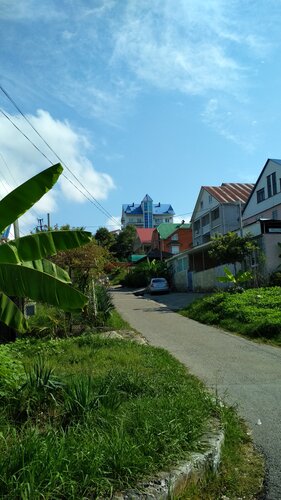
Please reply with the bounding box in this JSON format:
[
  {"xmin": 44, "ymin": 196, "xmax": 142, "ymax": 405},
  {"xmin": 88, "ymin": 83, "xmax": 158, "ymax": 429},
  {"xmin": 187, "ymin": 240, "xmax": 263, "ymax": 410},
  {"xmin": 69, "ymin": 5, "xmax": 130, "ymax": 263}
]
[{"xmin": 0, "ymin": 0, "xmax": 281, "ymax": 234}]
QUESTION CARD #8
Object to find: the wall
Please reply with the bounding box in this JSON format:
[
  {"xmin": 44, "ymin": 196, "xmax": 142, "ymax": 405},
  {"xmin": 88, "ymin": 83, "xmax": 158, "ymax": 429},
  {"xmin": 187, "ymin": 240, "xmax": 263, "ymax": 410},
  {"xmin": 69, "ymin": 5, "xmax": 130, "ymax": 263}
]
[
  {"xmin": 191, "ymin": 263, "xmax": 237, "ymax": 291},
  {"xmin": 243, "ymin": 203, "xmax": 281, "ymax": 226},
  {"xmin": 261, "ymin": 234, "xmax": 281, "ymax": 274},
  {"xmin": 167, "ymin": 253, "xmax": 189, "ymax": 291},
  {"xmin": 243, "ymin": 160, "xmax": 281, "ymax": 222}
]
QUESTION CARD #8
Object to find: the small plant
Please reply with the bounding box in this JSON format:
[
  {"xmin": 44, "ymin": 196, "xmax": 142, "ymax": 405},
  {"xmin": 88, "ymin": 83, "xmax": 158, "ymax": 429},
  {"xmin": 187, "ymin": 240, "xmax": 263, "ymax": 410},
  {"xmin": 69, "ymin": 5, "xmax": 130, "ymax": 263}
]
[
  {"xmin": 16, "ymin": 357, "xmax": 63, "ymax": 422},
  {"xmin": 62, "ymin": 375, "xmax": 100, "ymax": 423},
  {"xmin": 218, "ymin": 267, "xmax": 253, "ymax": 291},
  {"xmin": 86, "ymin": 282, "xmax": 114, "ymax": 326}
]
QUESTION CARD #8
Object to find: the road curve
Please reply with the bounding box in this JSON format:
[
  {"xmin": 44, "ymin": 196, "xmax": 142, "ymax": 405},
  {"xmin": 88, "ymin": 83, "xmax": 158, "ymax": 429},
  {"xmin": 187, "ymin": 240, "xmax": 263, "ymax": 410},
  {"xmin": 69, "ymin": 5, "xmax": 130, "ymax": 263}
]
[{"xmin": 112, "ymin": 288, "xmax": 281, "ymax": 500}]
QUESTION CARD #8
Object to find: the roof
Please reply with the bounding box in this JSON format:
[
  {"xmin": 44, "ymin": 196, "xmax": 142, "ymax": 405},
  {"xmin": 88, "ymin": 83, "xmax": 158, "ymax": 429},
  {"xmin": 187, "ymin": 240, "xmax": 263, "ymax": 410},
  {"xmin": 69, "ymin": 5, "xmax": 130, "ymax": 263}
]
[
  {"xmin": 122, "ymin": 202, "xmax": 175, "ymax": 216},
  {"xmin": 203, "ymin": 183, "xmax": 254, "ymax": 203},
  {"xmin": 243, "ymin": 158, "xmax": 281, "ymax": 213},
  {"xmin": 136, "ymin": 228, "xmax": 154, "ymax": 243},
  {"xmin": 128, "ymin": 254, "xmax": 147, "ymax": 263},
  {"xmin": 157, "ymin": 222, "xmax": 191, "ymax": 240}
]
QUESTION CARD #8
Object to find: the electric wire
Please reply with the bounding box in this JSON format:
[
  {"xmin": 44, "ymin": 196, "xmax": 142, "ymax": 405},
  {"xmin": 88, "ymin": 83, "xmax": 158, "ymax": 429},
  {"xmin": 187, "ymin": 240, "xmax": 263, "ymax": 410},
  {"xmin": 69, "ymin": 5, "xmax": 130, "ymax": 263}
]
[
  {"xmin": 0, "ymin": 84, "xmax": 121, "ymax": 228},
  {"xmin": 0, "ymin": 106, "xmax": 119, "ymax": 224}
]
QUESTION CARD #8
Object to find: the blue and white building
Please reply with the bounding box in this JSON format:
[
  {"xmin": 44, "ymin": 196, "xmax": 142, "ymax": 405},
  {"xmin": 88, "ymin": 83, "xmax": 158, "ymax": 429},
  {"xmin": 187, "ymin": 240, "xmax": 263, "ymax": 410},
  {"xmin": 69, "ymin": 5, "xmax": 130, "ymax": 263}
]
[{"xmin": 121, "ymin": 194, "xmax": 174, "ymax": 229}]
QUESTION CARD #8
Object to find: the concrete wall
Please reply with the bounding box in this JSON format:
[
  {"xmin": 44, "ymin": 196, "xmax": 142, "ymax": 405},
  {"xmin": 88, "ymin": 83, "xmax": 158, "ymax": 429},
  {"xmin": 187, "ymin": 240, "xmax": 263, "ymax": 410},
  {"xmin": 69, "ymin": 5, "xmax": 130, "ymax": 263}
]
[
  {"xmin": 191, "ymin": 263, "xmax": 238, "ymax": 291},
  {"xmin": 261, "ymin": 234, "xmax": 281, "ymax": 274}
]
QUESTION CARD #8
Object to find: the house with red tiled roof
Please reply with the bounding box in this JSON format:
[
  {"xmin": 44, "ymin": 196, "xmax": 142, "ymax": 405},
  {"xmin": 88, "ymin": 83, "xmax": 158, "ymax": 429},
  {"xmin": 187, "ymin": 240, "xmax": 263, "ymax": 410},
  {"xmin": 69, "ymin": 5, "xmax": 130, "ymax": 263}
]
[
  {"xmin": 133, "ymin": 228, "xmax": 154, "ymax": 254},
  {"xmin": 191, "ymin": 182, "xmax": 254, "ymax": 248},
  {"xmin": 168, "ymin": 182, "xmax": 254, "ymax": 291}
]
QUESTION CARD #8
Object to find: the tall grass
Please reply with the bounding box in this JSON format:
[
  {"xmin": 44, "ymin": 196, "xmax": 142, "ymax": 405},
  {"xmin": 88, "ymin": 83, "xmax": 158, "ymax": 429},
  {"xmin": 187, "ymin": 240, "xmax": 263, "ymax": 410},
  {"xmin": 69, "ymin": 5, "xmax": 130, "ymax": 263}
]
[{"xmin": 0, "ymin": 335, "xmax": 215, "ymax": 498}]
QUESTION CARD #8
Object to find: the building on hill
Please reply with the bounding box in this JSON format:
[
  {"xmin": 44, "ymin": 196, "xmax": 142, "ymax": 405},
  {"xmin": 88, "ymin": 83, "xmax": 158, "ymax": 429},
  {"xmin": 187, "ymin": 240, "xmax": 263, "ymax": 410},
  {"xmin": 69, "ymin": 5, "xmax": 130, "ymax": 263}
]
[
  {"xmin": 121, "ymin": 194, "xmax": 174, "ymax": 229},
  {"xmin": 150, "ymin": 222, "xmax": 192, "ymax": 259}
]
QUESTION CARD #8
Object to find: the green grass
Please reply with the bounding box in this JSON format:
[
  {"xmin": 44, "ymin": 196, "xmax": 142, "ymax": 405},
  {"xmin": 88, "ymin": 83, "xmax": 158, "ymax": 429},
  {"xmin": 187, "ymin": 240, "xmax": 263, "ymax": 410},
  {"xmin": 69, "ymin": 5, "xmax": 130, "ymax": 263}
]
[
  {"xmin": 179, "ymin": 405, "xmax": 264, "ymax": 499},
  {"xmin": 180, "ymin": 287, "xmax": 281, "ymax": 345},
  {"xmin": 0, "ymin": 335, "xmax": 216, "ymax": 499}
]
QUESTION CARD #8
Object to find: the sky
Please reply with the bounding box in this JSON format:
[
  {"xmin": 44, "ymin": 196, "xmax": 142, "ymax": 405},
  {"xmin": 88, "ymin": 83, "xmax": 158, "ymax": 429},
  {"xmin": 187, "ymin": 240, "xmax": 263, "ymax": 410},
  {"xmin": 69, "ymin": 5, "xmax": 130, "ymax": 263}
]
[{"xmin": 1, "ymin": 0, "xmax": 281, "ymax": 235}]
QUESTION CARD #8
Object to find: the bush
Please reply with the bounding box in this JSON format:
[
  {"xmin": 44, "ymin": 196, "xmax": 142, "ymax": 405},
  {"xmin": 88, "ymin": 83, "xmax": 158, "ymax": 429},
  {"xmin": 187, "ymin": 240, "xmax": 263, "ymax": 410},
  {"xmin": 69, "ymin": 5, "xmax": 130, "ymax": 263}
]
[{"xmin": 181, "ymin": 287, "xmax": 281, "ymax": 343}]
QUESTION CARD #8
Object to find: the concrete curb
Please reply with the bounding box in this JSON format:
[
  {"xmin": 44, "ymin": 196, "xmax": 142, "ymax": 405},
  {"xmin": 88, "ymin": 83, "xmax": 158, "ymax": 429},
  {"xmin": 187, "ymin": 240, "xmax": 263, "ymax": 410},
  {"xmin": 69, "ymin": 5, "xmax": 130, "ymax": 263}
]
[{"xmin": 112, "ymin": 420, "xmax": 224, "ymax": 499}]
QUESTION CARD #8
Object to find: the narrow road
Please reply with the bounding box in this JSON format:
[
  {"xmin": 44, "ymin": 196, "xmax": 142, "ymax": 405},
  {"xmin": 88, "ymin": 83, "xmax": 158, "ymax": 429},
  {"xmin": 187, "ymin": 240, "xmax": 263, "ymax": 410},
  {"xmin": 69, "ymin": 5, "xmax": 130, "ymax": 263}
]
[{"xmin": 112, "ymin": 288, "xmax": 281, "ymax": 500}]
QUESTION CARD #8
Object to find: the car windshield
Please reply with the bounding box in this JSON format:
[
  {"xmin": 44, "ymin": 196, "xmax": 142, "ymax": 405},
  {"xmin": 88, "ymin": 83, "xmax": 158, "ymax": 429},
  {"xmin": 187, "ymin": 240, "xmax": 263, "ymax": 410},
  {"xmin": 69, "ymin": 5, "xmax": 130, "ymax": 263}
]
[{"xmin": 152, "ymin": 278, "xmax": 166, "ymax": 283}]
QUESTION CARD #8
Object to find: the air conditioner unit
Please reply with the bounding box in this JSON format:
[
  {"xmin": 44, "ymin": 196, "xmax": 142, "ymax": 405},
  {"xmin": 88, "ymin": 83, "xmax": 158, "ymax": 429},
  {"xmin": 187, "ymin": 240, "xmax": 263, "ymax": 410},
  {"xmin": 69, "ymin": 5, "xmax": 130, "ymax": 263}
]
[{"xmin": 24, "ymin": 302, "xmax": 36, "ymax": 317}]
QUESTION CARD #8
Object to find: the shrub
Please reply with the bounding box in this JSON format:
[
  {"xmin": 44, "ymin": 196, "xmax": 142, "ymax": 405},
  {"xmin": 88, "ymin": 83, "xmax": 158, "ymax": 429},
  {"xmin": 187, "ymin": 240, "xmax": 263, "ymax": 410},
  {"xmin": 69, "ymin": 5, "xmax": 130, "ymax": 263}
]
[{"xmin": 181, "ymin": 287, "xmax": 281, "ymax": 342}]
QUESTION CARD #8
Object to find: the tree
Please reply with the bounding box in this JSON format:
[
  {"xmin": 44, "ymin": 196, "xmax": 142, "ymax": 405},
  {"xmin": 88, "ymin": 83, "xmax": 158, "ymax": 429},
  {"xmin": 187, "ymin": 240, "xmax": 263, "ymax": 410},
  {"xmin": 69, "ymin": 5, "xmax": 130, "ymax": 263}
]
[
  {"xmin": 0, "ymin": 163, "xmax": 92, "ymax": 333},
  {"xmin": 94, "ymin": 227, "xmax": 115, "ymax": 249},
  {"xmin": 208, "ymin": 232, "xmax": 258, "ymax": 274},
  {"xmin": 111, "ymin": 225, "xmax": 136, "ymax": 259},
  {"xmin": 52, "ymin": 239, "xmax": 111, "ymax": 293}
]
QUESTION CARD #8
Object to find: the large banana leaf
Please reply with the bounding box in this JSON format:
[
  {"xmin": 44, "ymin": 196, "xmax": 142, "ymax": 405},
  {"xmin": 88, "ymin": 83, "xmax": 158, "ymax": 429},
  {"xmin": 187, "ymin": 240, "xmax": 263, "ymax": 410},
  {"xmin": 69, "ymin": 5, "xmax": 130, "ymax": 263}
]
[
  {"xmin": 0, "ymin": 163, "xmax": 63, "ymax": 234},
  {"xmin": 23, "ymin": 259, "xmax": 71, "ymax": 283},
  {"xmin": 0, "ymin": 264, "xmax": 87, "ymax": 312},
  {"xmin": 0, "ymin": 230, "xmax": 92, "ymax": 264},
  {"xmin": 0, "ymin": 292, "xmax": 28, "ymax": 333}
]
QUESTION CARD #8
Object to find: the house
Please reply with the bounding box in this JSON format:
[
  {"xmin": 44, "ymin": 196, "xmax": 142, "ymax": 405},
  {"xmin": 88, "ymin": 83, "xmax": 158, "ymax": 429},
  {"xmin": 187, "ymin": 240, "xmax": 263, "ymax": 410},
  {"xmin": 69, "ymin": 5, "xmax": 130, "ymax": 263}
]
[
  {"xmin": 121, "ymin": 194, "xmax": 174, "ymax": 229},
  {"xmin": 150, "ymin": 222, "xmax": 192, "ymax": 259},
  {"xmin": 242, "ymin": 158, "xmax": 281, "ymax": 275},
  {"xmin": 189, "ymin": 182, "xmax": 254, "ymax": 276},
  {"xmin": 133, "ymin": 228, "xmax": 154, "ymax": 254},
  {"xmin": 168, "ymin": 182, "xmax": 254, "ymax": 291},
  {"xmin": 191, "ymin": 183, "xmax": 254, "ymax": 247}
]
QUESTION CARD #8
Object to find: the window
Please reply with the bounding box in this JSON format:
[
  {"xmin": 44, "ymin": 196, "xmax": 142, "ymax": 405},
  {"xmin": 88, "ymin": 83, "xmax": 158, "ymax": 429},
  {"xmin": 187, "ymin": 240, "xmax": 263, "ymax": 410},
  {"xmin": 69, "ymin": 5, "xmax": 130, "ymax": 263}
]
[
  {"xmin": 171, "ymin": 233, "xmax": 179, "ymax": 241},
  {"xmin": 209, "ymin": 195, "xmax": 212, "ymax": 204},
  {"xmin": 171, "ymin": 245, "xmax": 180, "ymax": 254},
  {"xmin": 194, "ymin": 220, "xmax": 200, "ymax": 233},
  {"xmin": 211, "ymin": 207, "xmax": 220, "ymax": 221},
  {"xmin": 177, "ymin": 259, "xmax": 184, "ymax": 272},
  {"xmin": 202, "ymin": 214, "xmax": 210, "ymax": 227},
  {"xmin": 257, "ymin": 188, "xmax": 265, "ymax": 203},
  {"xmin": 267, "ymin": 172, "xmax": 277, "ymax": 198},
  {"xmin": 272, "ymin": 210, "xmax": 278, "ymax": 220},
  {"xmin": 200, "ymin": 201, "xmax": 203, "ymax": 209}
]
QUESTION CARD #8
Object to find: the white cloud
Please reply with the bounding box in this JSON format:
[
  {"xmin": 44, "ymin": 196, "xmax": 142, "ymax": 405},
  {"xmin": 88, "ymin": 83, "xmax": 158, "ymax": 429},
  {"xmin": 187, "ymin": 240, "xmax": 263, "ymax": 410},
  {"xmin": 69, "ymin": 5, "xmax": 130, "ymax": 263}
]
[
  {"xmin": 111, "ymin": 0, "xmax": 264, "ymax": 96},
  {"xmin": 0, "ymin": 109, "xmax": 115, "ymax": 232},
  {"xmin": 201, "ymin": 97, "xmax": 258, "ymax": 151},
  {"xmin": 105, "ymin": 216, "xmax": 121, "ymax": 232}
]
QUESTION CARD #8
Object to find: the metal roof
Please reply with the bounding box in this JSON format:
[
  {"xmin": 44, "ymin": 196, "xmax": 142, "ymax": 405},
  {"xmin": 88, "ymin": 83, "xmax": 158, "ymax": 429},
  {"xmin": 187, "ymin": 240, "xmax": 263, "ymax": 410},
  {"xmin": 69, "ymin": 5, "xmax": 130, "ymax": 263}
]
[
  {"xmin": 203, "ymin": 183, "xmax": 254, "ymax": 203},
  {"xmin": 122, "ymin": 203, "xmax": 175, "ymax": 215},
  {"xmin": 157, "ymin": 222, "xmax": 191, "ymax": 240}
]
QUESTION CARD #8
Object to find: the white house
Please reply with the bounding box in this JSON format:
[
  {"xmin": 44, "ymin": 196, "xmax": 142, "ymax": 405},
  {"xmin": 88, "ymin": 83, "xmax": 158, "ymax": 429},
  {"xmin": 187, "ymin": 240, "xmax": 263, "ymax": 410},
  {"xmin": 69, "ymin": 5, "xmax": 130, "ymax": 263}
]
[{"xmin": 242, "ymin": 158, "xmax": 281, "ymax": 275}]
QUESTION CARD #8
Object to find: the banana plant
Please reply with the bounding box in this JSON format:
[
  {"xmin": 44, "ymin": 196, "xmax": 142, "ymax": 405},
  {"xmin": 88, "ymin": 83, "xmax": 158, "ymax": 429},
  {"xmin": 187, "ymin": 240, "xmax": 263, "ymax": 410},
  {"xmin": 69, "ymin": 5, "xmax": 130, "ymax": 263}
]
[
  {"xmin": 0, "ymin": 163, "xmax": 92, "ymax": 333},
  {"xmin": 217, "ymin": 267, "xmax": 253, "ymax": 288}
]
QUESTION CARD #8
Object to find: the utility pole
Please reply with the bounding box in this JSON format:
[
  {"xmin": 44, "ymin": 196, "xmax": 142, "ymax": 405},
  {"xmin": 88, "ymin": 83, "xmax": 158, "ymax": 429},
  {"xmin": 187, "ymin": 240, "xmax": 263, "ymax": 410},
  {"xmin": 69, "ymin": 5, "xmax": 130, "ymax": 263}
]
[
  {"xmin": 238, "ymin": 200, "xmax": 243, "ymax": 237},
  {"xmin": 13, "ymin": 219, "xmax": 20, "ymax": 239},
  {"xmin": 37, "ymin": 218, "xmax": 44, "ymax": 232},
  {"xmin": 47, "ymin": 213, "xmax": 51, "ymax": 230}
]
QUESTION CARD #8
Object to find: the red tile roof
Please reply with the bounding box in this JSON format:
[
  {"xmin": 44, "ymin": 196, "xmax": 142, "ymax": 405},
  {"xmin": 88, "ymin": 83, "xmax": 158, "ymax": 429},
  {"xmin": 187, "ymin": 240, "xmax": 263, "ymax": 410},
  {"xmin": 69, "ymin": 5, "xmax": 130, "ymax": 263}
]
[
  {"xmin": 203, "ymin": 183, "xmax": 254, "ymax": 203},
  {"xmin": 136, "ymin": 228, "xmax": 154, "ymax": 243}
]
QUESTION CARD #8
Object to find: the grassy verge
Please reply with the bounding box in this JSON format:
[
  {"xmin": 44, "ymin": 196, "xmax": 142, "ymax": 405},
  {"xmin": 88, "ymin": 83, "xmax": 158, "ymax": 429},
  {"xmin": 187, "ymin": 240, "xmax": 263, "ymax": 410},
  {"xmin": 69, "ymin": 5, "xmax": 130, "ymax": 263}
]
[
  {"xmin": 0, "ymin": 335, "xmax": 216, "ymax": 499},
  {"xmin": 180, "ymin": 287, "xmax": 281, "ymax": 346},
  {"xmin": 179, "ymin": 405, "xmax": 264, "ymax": 499}
]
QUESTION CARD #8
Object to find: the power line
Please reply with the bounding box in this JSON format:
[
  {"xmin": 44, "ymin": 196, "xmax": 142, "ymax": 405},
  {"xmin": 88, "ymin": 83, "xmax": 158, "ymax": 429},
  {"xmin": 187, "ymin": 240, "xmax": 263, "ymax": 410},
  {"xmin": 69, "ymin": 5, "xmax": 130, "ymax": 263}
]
[
  {"xmin": 0, "ymin": 84, "xmax": 121, "ymax": 228},
  {"xmin": 0, "ymin": 106, "xmax": 119, "ymax": 225}
]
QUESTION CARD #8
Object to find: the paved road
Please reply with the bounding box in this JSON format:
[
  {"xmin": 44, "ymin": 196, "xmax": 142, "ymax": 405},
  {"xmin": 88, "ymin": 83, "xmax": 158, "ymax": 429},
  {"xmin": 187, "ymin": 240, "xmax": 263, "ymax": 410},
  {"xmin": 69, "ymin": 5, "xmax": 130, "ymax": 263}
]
[{"xmin": 112, "ymin": 288, "xmax": 281, "ymax": 500}]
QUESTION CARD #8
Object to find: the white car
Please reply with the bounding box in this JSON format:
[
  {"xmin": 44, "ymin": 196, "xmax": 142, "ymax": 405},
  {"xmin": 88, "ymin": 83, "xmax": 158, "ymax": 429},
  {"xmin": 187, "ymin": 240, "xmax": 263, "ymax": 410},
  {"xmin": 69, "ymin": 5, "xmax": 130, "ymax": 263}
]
[{"xmin": 148, "ymin": 277, "xmax": 170, "ymax": 294}]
